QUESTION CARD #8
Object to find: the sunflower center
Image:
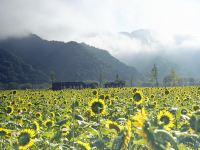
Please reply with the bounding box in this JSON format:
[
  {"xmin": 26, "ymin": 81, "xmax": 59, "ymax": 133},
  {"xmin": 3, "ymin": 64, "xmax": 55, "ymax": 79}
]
[
  {"xmin": 181, "ymin": 109, "xmax": 187, "ymax": 115},
  {"xmin": 193, "ymin": 106, "xmax": 199, "ymax": 111},
  {"xmin": 109, "ymin": 124, "xmax": 120, "ymax": 133},
  {"xmin": 0, "ymin": 130, "xmax": 7, "ymax": 136},
  {"xmin": 91, "ymin": 102, "xmax": 103, "ymax": 114},
  {"xmin": 46, "ymin": 121, "xmax": 53, "ymax": 127},
  {"xmin": 6, "ymin": 107, "xmax": 12, "ymax": 114},
  {"xmin": 133, "ymin": 93, "xmax": 142, "ymax": 102},
  {"xmin": 92, "ymin": 90, "xmax": 97, "ymax": 95},
  {"xmin": 36, "ymin": 113, "xmax": 41, "ymax": 118},
  {"xmin": 18, "ymin": 133, "xmax": 30, "ymax": 146},
  {"xmin": 165, "ymin": 90, "xmax": 169, "ymax": 95},
  {"xmin": 160, "ymin": 115, "xmax": 170, "ymax": 125}
]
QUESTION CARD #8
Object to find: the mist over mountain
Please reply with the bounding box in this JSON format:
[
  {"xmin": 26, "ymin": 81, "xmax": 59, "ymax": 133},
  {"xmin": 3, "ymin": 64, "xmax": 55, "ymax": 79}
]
[
  {"xmin": 119, "ymin": 29, "xmax": 200, "ymax": 81},
  {"xmin": 0, "ymin": 34, "xmax": 142, "ymax": 86},
  {"xmin": 0, "ymin": 29, "xmax": 199, "ymax": 88},
  {"xmin": 121, "ymin": 29, "xmax": 158, "ymax": 45}
]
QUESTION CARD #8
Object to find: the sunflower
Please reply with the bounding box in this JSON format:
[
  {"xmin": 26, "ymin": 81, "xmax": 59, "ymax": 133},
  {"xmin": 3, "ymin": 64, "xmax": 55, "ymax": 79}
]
[
  {"xmin": 61, "ymin": 124, "xmax": 69, "ymax": 136},
  {"xmin": 10, "ymin": 100, "xmax": 16, "ymax": 105},
  {"xmin": 50, "ymin": 112, "xmax": 55, "ymax": 118},
  {"xmin": 180, "ymin": 107, "xmax": 189, "ymax": 115},
  {"xmin": 18, "ymin": 129, "xmax": 35, "ymax": 150},
  {"xmin": 164, "ymin": 89, "xmax": 170, "ymax": 95},
  {"xmin": 189, "ymin": 110, "xmax": 200, "ymax": 132},
  {"xmin": 35, "ymin": 112, "xmax": 42, "ymax": 119},
  {"xmin": 115, "ymin": 96, "xmax": 119, "ymax": 100},
  {"xmin": 131, "ymin": 107, "xmax": 147, "ymax": 138},
  {"xmin": 12, "ymin": 90, "xmax": 17, "ymax": 95},
  {"xmin": 54, "ymin": 99, "xmax": 58, "ymax": 105},
  {"xmin": 76, "ymin": 140, "xmax": 91, "ymax": 150},
  {"xmin": 6, "ymin": 106, "xmax": 14, "ymax": 115},
  {"xmin": 133, "ymin": 88, "xmax": 137, "ymax": 93},
  {"xmin": 22, "ymin": 107, "xmax": 27, "ymax": 113},
  {"xmin": 105, "ymin": 120, "xmax": 121, "ymax": 133},
  {"xmin": 132, "ymin": 91, "xmax": 144, "ymax": 105},
  {"xmin": 192, "ymin": 105, "xmax": 199, "ymax": 111},
  {"xmin": 0, "ymin": 127, "xmax": 11, "ymax": 138},
  {"xmin": 17, "ymin": 108, "xmax": 22, "ymax": 114},
  {"xmin": 44, "ymin": 119, "xmax": 54, "ymax": 128},
  {"xmin": 178, "ymin": 121, "xmax": 190, "ymax": 132},
  {"xmin": 32, "ymin": 120, "xmax": 40, "ymax": 132},
  {"xmin": 105, "ymin": 95, "xmax": 110, "ymax": 100},
  {"xmin": 99, "ymin": 94, "xmax": 105, "ymax": 100},
  {"xmin": 88, "ymin": 98, "xmax": 106, "ymax": 116},
  {"xmin": 27, "ymin": 102, "xmax": 32, "ymax": 107},
  {"xmin": 150, "ymin": 94, "xmax": 155, "ymax": 99},
  {"xmin": 92, "ymin": 90, "xmax": 98, "ymax": 96},
  {"xmin": 16, "ymin": 118, "xmax": 24, "ymax": 127},
  {"xmin": 157, "ymin": 110, "xmax": 174, "ymax": 130}
]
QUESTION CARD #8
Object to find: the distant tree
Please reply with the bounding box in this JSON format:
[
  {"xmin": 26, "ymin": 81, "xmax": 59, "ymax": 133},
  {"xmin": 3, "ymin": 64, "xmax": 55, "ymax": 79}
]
[
  {"xmin": 115, "ymin": 73, "xmax": 119, "ymax": 81},
  {"xmin": 20, "ymin": 83, "xmax": 32, "ymax": 89},
  {"xmin": 50, "ymin": 71, "xmax": 56, "ymax": 84},
  {"xmin": 178, "ymin": 77, "xmax": 184, "ymax": 86},
  {"xmin": 163, "ymin": 69, "xmax": 179, "ymax": 86},
  {"xmin": 150, "ymin": 64, "xmax": 159, "ymax": 86},
  {"xmin": 7, "ymin": 82, "xmax": 18, "ymax": 90},
  {"xmin": 171, "ymin": 69, "xmax": 179, "ymax": 86},
  {"xmin": 188, "ymin": 77, "xmax": 195, "ymax": 86},
  {"xmin": 99, "ymin": 72, "xmax": 104, "ymax": 88},
  {"xmin": 130, "ymin": 76, "xmax": 134, "ymax": 87}
]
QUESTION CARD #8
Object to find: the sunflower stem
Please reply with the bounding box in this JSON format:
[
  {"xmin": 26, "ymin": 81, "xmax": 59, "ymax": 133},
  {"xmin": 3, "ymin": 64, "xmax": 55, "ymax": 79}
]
[
  {"xmin": 72, "ymin": 98, "xmax": 75, "ymax": 148},
  {"xmin": 175, "ymin": 113, "xmax": 178, "ymax": 130},
  {"xmin": 98, "ymin": 115, "xmax": 102, "ymax": 139},
  {"xmin": 0, "ymin": 139, "xmax": 2, "ymax": 150}
]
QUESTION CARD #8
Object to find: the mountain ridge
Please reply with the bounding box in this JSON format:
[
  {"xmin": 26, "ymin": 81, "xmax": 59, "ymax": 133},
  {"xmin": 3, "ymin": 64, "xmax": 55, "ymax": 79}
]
[{"xmin": 0, "ymin": 34, "xmax": 143, "ymax": 86}]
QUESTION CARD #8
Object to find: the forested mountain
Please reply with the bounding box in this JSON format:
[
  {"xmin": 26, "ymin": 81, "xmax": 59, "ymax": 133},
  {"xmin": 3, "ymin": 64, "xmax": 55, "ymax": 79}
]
[
  {"xmin": 0, "ymin": 34, "xmax": 142, "ymax": 86},
  {"xmin": 0, "ymin": 48, "xmax": 48, "ymax": 84}
]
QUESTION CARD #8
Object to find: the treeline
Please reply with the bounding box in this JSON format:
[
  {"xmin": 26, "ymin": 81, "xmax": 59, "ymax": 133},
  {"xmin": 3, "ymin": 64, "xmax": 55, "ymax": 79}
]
[
  {"xmin": 140, "ymin": 64, "xmax": 200, "ymax": 87},
  {"xmin": 0, "ymin": 82, "xmax": 50, "ymax": 90}
]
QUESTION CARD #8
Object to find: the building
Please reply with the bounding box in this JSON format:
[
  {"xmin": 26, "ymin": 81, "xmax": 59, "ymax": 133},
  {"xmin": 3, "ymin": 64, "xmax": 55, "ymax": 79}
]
[
  {"xmin": 52, "ymin": 82, "xmax": 98, "ymax": 90},
  {"xmin": 104, "ymin": 80, "xmax": 125, "ymax": 88}
]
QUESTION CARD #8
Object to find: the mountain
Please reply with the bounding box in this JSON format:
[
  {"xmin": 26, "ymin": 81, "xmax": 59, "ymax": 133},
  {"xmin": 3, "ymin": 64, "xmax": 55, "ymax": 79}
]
[
  {"xmin": 125, "ymin": 48, "xmax": 200, "ymax": 81},
  {"xmin": 120, "ymin": 30, "xmax": 200, "ymax": 81},
  {"xmin": 0, "ymin": 34, "xmax": 142, "ymax": 84},
  {"xmin": 125, "ymin": 53, "xmax": 179, "ymax": 82},
  {"xmin": 0, "ymin": 48, "xmax": 48, "ymax": 84}
]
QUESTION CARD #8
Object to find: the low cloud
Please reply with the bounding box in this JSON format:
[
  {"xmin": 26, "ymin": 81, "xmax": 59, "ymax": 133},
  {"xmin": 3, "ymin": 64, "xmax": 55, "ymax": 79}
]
[{"xmin": 1, "ymin": 0, "xmax": 200, "ymax": 61}]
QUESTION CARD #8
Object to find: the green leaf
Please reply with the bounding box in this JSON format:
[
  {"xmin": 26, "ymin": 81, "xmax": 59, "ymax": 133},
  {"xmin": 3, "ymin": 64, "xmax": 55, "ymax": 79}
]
[
  {"xmin": 178, "ymin": 144, "xmax": 188, "ymax": 150},
  {"xmin": 133, "ymin": 139, "xmax": 146, "ymax": 145}
]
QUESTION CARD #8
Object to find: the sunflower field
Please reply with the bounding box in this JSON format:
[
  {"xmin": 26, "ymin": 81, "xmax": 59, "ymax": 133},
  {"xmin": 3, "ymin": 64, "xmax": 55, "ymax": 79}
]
[{"xmin": 1, "ymin": 87, "xmax": 200, "ymax": 150}]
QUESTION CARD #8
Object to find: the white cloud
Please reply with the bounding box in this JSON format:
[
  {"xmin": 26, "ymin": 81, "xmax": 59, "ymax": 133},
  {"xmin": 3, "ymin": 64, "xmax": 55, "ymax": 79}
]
[{"xmin": 1, "ymin": 0, "xmax": 200, "ymax": 60}]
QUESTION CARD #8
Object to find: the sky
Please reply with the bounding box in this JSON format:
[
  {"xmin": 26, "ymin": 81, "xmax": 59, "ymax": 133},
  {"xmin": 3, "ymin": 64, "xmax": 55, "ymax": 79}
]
[{"xmin": 1, "ymin": 0, "xmax": 200, "ymax": 59}]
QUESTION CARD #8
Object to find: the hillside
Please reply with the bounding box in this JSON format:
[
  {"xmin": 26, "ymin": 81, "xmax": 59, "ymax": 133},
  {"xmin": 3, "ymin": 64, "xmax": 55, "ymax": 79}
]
[
  {"xmin": 0, "ymin": 34, "xmax": 142, "ymax": 84},
  {"xmin": 0, "ymin": 48, "xmax": 48, "ymax": 84}
]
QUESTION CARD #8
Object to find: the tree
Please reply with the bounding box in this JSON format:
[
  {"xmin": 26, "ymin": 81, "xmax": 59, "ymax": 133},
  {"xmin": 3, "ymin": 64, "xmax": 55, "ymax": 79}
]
[
  {"xmin": 99, "ymin": 72, "xmax": 104, "ymax": 88},
  {"xmin": 163, "ymin": 69, "xmax": 179, "ymax": 86},
  {"xmin": 130, "ymin": 76, "xmax": 134, "ymax": 87},
  {"xmin": 50, "ymin": 71, "xmax": 56, "ymax": 84},
  {"xmin": 115, "ymin": 73, "xmax": 119, "ymax": 81},
  {"xmin": 188, "ymin": 77, "xmax": 195, "ymax": 86},
  {"xmin": 150, "ymin": 64, "xmax": 159, "ymax": 86},
  {"xmin": 20, "ymin": 83, "xmax": 32, "ymax": 89}
]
